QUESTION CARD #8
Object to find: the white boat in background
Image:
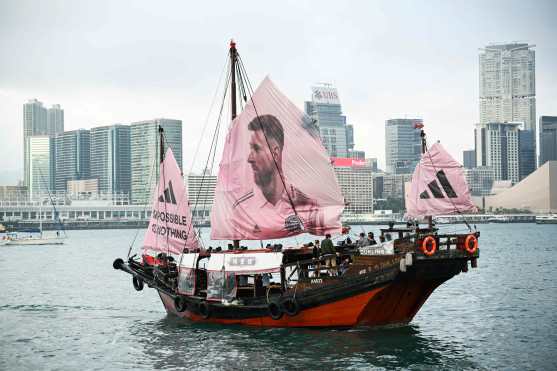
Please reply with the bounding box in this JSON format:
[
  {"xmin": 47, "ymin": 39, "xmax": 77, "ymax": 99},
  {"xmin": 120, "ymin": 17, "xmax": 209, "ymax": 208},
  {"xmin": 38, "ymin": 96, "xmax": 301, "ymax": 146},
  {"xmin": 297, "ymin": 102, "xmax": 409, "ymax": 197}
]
[{"xmin": 536, "ymin": 215, "xmax": 557, "ymax": 224}]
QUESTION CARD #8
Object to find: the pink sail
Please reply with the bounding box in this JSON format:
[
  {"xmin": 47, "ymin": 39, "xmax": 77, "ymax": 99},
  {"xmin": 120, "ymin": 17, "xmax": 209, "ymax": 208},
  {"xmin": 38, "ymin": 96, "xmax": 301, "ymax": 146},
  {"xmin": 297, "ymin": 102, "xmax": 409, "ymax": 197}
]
[
  {"xmin": 405, "ymin": 143, "xmax": 477, "ymax": 219},
  {"xmin": 143, "ymin": 148, "xmax": 199, "ymax": 257},
  {"xmin": 211, "ymin": 77, "xmax": 345, "ymax": 240}
]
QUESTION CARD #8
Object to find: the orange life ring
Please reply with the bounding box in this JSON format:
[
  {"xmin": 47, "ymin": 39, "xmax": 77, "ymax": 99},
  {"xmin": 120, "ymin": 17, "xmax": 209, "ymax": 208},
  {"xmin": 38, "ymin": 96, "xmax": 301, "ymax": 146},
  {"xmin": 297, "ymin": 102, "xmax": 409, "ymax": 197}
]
[
  {"xmin": 464, "ymin": 234, "xmax": 478, "ymax": 254},
  {"xmin": 421, "ymin": 236, "xmax": 437, "ymax": 256}
]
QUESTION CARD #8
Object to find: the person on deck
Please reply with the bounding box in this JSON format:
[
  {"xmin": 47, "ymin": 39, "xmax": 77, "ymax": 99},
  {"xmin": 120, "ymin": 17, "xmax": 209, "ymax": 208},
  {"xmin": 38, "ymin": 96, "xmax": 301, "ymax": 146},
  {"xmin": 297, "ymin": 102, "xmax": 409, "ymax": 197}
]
[
  {"xmin": 356, "ymin": 232, "xmax": 367, "ymax": 247},
  {"xmin": 321, "ymin": 234, "xmax": 337, "ymax": 276},
  {"xmin": 367, "ymin": 232, "xmax": 377, "ymax": 246}
]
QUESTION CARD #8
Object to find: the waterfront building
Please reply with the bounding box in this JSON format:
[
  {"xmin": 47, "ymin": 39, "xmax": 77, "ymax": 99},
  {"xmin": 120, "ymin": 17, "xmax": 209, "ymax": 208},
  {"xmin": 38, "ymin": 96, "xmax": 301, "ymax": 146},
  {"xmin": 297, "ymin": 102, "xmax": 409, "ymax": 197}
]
[
  {"xmin": 539, "ymin": 116, "xmax": 557, "ymax": 167},
  {"xmin": 463, "ymin": 150, "xmax": 476, "ymax": 169},
  {"xmin": 479, "ymin": 42, "xmax": 536, "ymax": 178},
  {"xmin": 90, "ymin": 124, "xmax": 131, "ymax": 197},
  {"xmin": 332, "ymin": 158, "xmax": 374, "ymax": 214},
  {"xmin": 186, "ymin": 173, "xmax": 217, "ymax": 223},
  {"xmin": 26, "ymin": 136, "xmax": 53, "ymax": 199},
  {"xmin": 481, "ymin": 161, "xmax": 557, "ymax": 213},
  {"xmin": 130, "ymin": 119, "xmax": 182, "ymax": 204},
  {"xmin": 385, "ymin": 118, "xmax": 422, "ymax": 174},
  {"xmin": 381, "ymin": 173, "xmax": 413, "ymax": 200},
  {"xmin": 464, "ymin": 166, "xmax": 495, "ymax": 196},
  {"xmin": 0, "ymin": 186, "xmax": 28, "ymax": 201},
  {"xmin": 348, "ymin": 149, "xmax": 366, "ymax": 159},
  {"xmin": 54, "ymin": 129, "xmax": 91, "ymax": 193},
  {"xmin": 304, "ymin": 84, "xmax": 351, "ymax": 157},
  {"xmin": 67, "ymin": 179, "xmax": 99, "ymax": 196},
  {"xmin": 365, "ymin": 158, "xmax": 378, "ymax": 172},
  {"xmin": 475, "ymin": 122, "xmax": 520, "ymax": 184}
]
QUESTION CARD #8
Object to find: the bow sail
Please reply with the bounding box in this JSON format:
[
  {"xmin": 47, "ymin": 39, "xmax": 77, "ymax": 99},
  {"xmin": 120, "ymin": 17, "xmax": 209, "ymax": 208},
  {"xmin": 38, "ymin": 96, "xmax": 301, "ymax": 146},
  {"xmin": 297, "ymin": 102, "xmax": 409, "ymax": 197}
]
[
  {"xmin": 143, "ymin": 148, "xmax": 199, "ymax": 257},
  {"xmin": 211, "ymin": 77, "xmax": 344, "ymax": 240},
  {"xmin": 405, "ymin": 143, "xmax": 477, "ymax": 218}
]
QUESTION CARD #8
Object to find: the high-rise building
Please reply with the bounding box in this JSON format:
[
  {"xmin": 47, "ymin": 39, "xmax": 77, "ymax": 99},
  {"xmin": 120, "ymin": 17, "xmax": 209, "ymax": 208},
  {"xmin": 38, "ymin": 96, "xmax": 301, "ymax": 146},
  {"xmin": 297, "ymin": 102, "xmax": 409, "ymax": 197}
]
[
  {"xmin": 23, "ymin": 99, "xmax": 47, "ymax": 187},
  {"xmin": 130, "ymin": 119, "xmax": 182, "ymax": 204},
  {"xmin": 54, "ymin": 129, "xmax": 91, "ymax": 192},
  {"xmin": 47, "ymin": 104, "xmax": 64, "ymax": 135},
  {"xmin": 332, "ymin": 158, "xmax": 374, "ymax": 214},
  {"xmin": 23, "ymin": 100, "xmax": 64, "ymax": 189},
  {"xmin": 464, "ymin": 167, "xmax": 495, "ymax": 196},
  {"xmin": 304, "ymin": 84, "xmax": 351, "ymax": 157},
  {"xmin": 90, "ymin": 125, "xmax": 131, "ymax": 196},
  {"xmin": 475, "ymin": 122, "xmax": 520, "ymax": 184},
  {"xmin": 479, "ymin": 42, "xmax": 536, "ymax": 178},
  {"xmin": 463, "ymin": 150, "xmax": 476, "ymax": 169},
  {"xmin": 26, "ymin": 136, "xmax": 53, "ymax": 199},
  {"xmin": 539, "ymin": 116, "xmax": 557, "ymax": 167},
  {"xmin": 186, "ymin": 173, "xmax": 217, "ymax": 222},
  {"xmin": 381, "ymin": 173, "xmax": 413, "ymax": 199},
  {"xmin": 385, "ymin": 118, "xmax": 422, "ymax": 174}
]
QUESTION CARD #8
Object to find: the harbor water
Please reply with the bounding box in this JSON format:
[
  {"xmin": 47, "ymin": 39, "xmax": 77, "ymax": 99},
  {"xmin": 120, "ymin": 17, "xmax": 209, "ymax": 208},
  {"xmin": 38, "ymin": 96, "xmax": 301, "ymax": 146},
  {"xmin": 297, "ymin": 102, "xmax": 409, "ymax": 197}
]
[{"xmin": 1, "ymin": 224, "xmax": 556, "ymax": 370}]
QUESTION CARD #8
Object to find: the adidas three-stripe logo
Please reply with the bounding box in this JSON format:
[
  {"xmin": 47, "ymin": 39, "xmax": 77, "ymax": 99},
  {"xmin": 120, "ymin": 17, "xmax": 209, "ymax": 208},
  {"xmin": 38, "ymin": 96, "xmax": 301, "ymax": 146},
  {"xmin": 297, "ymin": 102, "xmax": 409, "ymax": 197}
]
[
  {"xmin": 419, "ymin": 170, "xmax": 458, "ymax": 199},
  {"xmin": 159, "ymin": 181, "xmax": 177, "ymax": 204}
]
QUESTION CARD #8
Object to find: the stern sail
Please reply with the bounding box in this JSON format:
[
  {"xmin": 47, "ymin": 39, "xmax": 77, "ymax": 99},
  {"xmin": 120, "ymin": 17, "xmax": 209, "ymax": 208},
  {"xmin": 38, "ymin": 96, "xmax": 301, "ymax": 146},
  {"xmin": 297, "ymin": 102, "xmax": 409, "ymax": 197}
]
[
  {"xmin": 143, "ymin": 148, "xmax": 199, "ymax": 258},
  {"xmin": 211, "ymin": 77, "xmax": 344, "ymax": 240},
  {"xmin": 405, "ymin": 142, "xmax": 477, "ymax": 219}
]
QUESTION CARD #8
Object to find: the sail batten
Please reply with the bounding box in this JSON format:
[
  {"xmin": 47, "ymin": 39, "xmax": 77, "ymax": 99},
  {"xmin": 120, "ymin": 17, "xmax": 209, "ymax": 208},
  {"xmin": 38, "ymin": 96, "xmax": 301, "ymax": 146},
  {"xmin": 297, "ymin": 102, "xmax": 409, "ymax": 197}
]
[
  {"xmin": 143, "ymin": 148, "xmax": 199, "ymax": 256},
  {"xmin": 211, "ymin": 77, "xmax": 344, "ymax": 240},
  {"xmin": 405, "ymin": 143, "xmax": 477, "ymax": 219}
]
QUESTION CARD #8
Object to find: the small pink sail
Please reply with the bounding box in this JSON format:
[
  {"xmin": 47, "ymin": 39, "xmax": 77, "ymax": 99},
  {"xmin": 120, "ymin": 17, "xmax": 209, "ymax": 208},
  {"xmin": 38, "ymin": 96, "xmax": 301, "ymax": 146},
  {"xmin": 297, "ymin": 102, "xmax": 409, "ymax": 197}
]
[
  {"xmin": 405, "ymin": 143, "xmax": 477, "ymax": 219},
  {"xmin": 143, "ymin": 148, "xmax": 199, "ymax": 257},
  {"xmin": 211, "ymin": 77, "xmax": 345, "ymax": 240}
]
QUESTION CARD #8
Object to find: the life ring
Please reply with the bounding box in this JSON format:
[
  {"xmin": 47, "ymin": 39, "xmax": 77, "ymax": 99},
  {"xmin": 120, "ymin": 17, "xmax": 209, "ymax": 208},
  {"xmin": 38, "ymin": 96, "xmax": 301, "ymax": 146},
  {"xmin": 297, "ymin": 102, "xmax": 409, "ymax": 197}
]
[
  {"xmin": 421, "ymin": 236, "xmax": 437, "ymax": 256},
  {"xmin": 268, "ymin": 301, "xmax": 283, "ymax": 320},
  {"xmin": 174, "ymin": 296, "xmax": 188, "ymax": 312},
  {"xmin": 198, "ymin": 301, "xmax": 211, "ymax": 319},
  {"xmin": 132, "ymin": 276, "xmax": 144, "ymax": 291},
  {"xmin": 281, "ymin": 298, "xmax": 300, "ymax": 317},
  {"xmin": 464, "ymin": 234, "xmax": 478, "ymax": 254}
]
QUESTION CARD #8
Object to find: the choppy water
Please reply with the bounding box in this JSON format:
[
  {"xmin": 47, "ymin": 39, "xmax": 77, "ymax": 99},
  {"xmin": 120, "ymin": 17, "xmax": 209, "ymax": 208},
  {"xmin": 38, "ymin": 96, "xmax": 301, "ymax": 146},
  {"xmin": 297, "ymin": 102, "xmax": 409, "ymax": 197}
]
[{"xmin": 1, "ymin": 224, "xmax": 556, "ymax": 370}]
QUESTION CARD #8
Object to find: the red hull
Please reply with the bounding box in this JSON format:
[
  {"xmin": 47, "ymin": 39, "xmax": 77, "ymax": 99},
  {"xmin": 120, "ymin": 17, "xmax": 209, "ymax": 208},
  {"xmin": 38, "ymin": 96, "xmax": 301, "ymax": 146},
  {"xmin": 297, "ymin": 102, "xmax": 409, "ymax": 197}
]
[{"xmin": 158, "ymin": 279, "xmax": 442, "ymax": 328}]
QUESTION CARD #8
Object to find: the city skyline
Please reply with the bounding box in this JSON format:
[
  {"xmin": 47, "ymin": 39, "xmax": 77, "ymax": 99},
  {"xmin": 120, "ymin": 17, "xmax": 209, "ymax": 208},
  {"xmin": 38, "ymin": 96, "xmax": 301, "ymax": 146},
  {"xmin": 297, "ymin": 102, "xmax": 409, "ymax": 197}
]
[{"xmin": 1, "ymin": 0, "xmax": 556, "ymax": 184}]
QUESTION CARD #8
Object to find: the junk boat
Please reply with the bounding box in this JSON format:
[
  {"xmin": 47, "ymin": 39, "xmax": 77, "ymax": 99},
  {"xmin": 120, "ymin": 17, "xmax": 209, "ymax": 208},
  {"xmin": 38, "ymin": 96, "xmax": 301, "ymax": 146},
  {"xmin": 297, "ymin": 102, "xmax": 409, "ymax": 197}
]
[{"xmin": 113, "ymin": 41, "xmax": 480, "ymax": 327}]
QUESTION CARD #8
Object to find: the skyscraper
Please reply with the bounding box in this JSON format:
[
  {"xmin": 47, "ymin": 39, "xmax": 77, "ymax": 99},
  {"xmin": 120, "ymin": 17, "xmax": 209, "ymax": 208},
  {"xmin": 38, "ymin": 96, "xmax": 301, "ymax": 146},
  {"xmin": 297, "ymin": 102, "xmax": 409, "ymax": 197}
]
[
  {"xmin": 23, "ymin": 99, "xmax": 47, "ymax": 187},
  {"xmin": 54, "ymin": 129, "xmax": 91, "ymax": 192},
  {"xmin": 90, "ymin": 125, "xmax": 131, "ymax": 196},
  {"xmin": 479, "ymin": 42, "xmax": 536, "ymax": 178},
  {"xmin": 130, "ymin": 119, "xmax": 182, "ymax": 204},
  {"xmin": 47, "ymin": 104, "xmax": 64, "ymax": 135},
  {"xmin": 23, "ymin": 100, "xmax": 64, "ymax": 188},
  {"xmin": 26, "ymin": 136, "xmax": 53, "ymax": 199},
  {"xmin": 475, "ymin": 122, "xmax": 520, "ymax": 184},
  {"xmin": 539, "ymin": 116, "xmax": 557, "ymax": 166},
  {"xmin": 385, "ymin": 118, "xmax": 422, "ymax": 174},
  {"xmin": 463, "ymin": 150, "xmax": 476, "ymax": 169},
  {"xmin": 304, "ymin": 84, "xmax": 351, "ymax": 157}
]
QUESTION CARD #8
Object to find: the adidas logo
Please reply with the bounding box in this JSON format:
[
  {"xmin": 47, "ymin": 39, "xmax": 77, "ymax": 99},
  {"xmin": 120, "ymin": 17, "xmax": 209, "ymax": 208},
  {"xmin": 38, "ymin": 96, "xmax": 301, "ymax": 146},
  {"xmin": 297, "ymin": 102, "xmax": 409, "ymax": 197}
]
[
  {"xmin": 158, "ymin": 181, "xmax": 177, "ymax": 204},
  {"xmin": 419, "ymin": 170, "xmax": 458, "ymax": 199}
]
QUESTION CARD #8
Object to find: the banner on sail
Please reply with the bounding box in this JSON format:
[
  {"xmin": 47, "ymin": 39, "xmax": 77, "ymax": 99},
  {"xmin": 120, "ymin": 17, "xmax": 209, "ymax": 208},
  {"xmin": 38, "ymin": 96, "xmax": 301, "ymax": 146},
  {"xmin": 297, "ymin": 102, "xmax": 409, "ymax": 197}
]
[{"xmin": 211, "ymin": 77, "xmax": 345, "ymax": 240}]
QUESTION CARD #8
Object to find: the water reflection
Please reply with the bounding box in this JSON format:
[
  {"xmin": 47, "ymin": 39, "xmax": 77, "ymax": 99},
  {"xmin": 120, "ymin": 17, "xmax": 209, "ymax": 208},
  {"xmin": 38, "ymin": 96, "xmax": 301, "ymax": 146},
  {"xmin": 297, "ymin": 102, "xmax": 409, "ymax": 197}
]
[{"xmin": 129, "ymin": 316, "xmax": 478, "ymax": 370}]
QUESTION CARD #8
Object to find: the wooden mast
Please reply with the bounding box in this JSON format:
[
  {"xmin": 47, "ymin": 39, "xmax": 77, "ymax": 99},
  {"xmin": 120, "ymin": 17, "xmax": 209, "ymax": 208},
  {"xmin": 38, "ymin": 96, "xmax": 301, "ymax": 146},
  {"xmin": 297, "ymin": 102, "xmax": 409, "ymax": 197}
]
[
  {"xmin": 419, "ymin": 125, "xmax": 433, "ymax": 229},
  {"xmin": 230, "ymin": 39, "xmax": 241, "ymax": 250}
]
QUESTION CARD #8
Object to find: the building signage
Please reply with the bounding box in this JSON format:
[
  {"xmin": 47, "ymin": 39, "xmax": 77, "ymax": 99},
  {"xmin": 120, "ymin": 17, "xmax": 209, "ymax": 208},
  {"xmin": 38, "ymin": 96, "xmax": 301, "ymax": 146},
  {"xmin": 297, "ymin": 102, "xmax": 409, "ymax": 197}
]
[
  {"xmin": 331, "ymin": 157, "xmax": 367, "ymax": 167},
  {"xmin": 312, "ymin": 86, "xmax": 340, "ymax": 105}
]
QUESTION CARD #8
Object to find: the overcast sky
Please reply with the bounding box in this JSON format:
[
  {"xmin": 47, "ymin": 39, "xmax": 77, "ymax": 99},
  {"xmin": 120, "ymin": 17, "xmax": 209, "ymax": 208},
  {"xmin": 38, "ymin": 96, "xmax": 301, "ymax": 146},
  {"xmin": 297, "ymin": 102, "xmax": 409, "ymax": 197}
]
[{"xmin": 1, "ymin": 0, "xmax": 556, "ymax": 184}]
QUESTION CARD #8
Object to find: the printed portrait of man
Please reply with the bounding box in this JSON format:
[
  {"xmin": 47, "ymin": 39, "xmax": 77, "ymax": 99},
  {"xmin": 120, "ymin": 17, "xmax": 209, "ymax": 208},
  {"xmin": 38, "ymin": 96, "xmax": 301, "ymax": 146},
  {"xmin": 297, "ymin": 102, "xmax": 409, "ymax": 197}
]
[{"xmin": 232, "ymin": 114, "xmax": 325, "ymax": 235}]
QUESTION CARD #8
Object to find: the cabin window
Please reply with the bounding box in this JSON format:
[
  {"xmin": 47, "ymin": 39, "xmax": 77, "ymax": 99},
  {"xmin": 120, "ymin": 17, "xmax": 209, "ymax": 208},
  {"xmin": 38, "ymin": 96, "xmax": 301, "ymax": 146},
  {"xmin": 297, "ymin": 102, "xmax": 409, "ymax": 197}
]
[
  {"xmin": 206, "ymin": 271, "xmax": 237, "ymax": 301},
  {"xmin": 178, "ymin": 268, "xmax": 196, "ymax": 296}
]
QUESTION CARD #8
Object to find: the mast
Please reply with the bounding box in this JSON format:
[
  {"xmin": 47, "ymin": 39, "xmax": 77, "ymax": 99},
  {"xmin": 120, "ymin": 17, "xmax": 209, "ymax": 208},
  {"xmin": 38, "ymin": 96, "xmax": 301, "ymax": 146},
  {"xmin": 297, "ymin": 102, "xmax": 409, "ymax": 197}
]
[
  {"xmin": 158, "ymin": 125, "xmax": 165, "ymax": 163},
  {"xmin": 419, "ymin": 126, "xmax": 433, "ymax": 230},
  {"xmin": 230, "ymin": 39, "xmax": 240, "ymax": 249}
]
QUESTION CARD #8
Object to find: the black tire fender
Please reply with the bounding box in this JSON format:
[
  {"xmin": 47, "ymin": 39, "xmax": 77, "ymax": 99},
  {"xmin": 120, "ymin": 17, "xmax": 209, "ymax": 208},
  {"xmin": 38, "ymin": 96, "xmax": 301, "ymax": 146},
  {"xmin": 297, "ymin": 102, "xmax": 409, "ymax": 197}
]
[
  {"xmin": 198, "ymin": 301, "xmax": 211, "ymax": 319},
  {"xmin": 132, "ymin": 276, "xmax": 144, "ymax": 291},
  {"xmin": 281, "ymin": 298, "xmax": 300, "ymax": 317},
  {"xmin": 268, "ymin": 301, "xmax": 283, "ymax": 320},
  {"xmin": 174, "ymin": 296, "xmax": 188, "ymax": 312}
]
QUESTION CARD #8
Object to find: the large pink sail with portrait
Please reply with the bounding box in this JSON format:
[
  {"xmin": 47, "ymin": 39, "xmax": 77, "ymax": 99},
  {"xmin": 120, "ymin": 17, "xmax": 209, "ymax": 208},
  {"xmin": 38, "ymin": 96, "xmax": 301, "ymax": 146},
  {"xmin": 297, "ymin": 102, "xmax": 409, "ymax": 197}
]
[
  {"xmin": 405, "ymin": 142, "xmax": 477, "ymax": 218},
  {"xmin": 143, "ymin": 148, "xmax": 199, "ymax": 257},
  {"xmin": 211, "ymin": 77, "xmax": 344, "ymax": 240}
]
